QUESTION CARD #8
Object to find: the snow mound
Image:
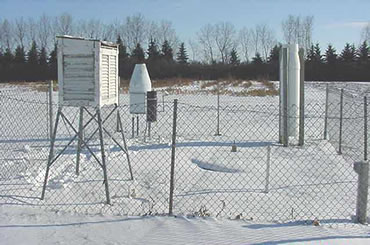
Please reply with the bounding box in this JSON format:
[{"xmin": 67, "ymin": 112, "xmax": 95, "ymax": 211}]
[{"xmin": 191, "ymin": 158, "xmax": 242, "ymax": 173}]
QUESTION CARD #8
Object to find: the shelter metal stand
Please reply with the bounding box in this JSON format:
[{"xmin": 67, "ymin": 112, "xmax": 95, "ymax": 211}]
[{"xmin": 41, "ymin": 104, "xmax": 133, "ymax": 205}]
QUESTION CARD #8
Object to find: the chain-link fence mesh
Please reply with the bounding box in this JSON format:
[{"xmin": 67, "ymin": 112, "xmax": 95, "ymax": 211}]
[{"xmin": 0, "ymin": 81, "xmax": 369, "ymax": 224}]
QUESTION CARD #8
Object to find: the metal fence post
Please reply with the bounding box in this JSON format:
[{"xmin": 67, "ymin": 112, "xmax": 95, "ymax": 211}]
[
  {"xmin": 215, "ymin": 81, "xmax": 221, "ymax": 136},
  {"xmin": 298, "ymin": 48, "xmax": 305, "ymax": 146},
  {"xmin": 47, "ymin": 80, "xmax": 54, "ymax": 140},
  {"xmin": 282, "ymin": 47, "xmax": 289, "ymax": 147},
  {"xmin": 265, "ymin": 145, "xmax": 271, "ymax": 193},
  {"xmin": 364, "ymin": 96, "xmax": 368, "ymax": 161},
  {"xmin": 354, "ymin": 161, "xmax": 369, "ymax": 224},
  {"xmin": 324, "ymin": 84, "xmax": 329, "ymax": 140},
  {"xmin": 338, "ymin": 89, "xmax": 344, "ymax": 155},
  {"xmin": 169, "ymin": 99, "xmax": 178, "ymax": 215}
]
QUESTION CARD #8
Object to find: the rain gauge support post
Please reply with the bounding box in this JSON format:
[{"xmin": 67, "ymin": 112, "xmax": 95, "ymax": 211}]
[{"xmin": 129, "ymin": 63, "xmax": 154, "ymax": 139}]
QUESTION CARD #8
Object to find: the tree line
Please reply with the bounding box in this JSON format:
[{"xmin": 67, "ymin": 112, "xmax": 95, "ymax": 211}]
[{"xmin": 0, "ymin": 13, "xmax": 369, "ymax": 82}]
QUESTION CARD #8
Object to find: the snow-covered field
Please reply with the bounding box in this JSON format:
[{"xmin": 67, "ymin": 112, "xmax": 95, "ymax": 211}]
[
  {"xmin": 1, "ymin": 205, "xmax": 370, "ymax": 245},
  {"xmin": 0, "ymin": 81, "xmax": 369, "ymax": 229}
]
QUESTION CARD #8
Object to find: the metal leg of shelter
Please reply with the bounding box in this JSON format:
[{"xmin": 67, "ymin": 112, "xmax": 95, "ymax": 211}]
[
  {"xmin": 76, "ymin": 107, "xmax": 84, "ymax": 175},
  {"xmin": 81, "ymin": 106, "xmax": 117, "ymax": 148},
  {"xmin": 41, "ymin": 106, "xmax": 61, "ymax": 200},
  {"xmin": 97, "ymin": 108, "xmax": 111, "ymax": 205},
  {"xmin": 118, "ymin": 110, "xmax": 134, "ymax": 180},
  {"xmin": 84, "ymin": 107, "xmax": 134, "ymax": 181}
]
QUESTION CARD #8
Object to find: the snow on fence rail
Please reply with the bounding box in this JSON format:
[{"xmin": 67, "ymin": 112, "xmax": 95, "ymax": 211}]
[{"xmin": 0, "ymin": 82, "xmax": 369, "ymax": 223}]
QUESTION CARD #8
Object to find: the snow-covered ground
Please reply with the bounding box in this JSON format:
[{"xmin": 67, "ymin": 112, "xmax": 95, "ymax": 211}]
[
  {"xmin": 1, "ymin": 81, "xmax": 370, "ymax": 244},
  {"xmin": 1, "ymin": 205, "xmax": 370, "ymax": 245}
]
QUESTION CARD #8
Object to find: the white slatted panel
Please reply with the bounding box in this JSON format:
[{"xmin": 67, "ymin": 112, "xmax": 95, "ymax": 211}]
[
  {"xmin": 109, "ymin": 55, "xmax": 117, "ymax": 98},
  {"xmin": 101, "ymin": 54, "xmax": 109, "ymax": 100},
  {"xmin": 63, "ymin": 54, "xmax": 95, "ymax": 102}
]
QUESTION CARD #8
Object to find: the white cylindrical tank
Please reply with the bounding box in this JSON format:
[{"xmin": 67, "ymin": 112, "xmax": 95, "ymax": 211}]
[
  {"xmin": 129, "ymin": 64, "xmax": 152, "ymax": 114},
  {"xmin": 281, "ymin": 44, "xmax": 300, "ymax": 137}
]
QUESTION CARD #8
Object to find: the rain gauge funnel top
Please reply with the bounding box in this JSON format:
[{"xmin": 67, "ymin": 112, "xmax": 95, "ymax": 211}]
[{"xmin": 129, "ymin": 64, "xmax": 152, "ymax": 114}]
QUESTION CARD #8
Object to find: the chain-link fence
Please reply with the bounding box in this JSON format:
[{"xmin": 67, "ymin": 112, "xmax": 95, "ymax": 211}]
[{"xmin": 0, "ymin": 81, "xmax": 369, "ymax": 224}]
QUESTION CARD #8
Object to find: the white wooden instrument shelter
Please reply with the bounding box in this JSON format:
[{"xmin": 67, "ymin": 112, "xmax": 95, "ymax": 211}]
[
  {"xmin": 41, "ymin": 36, "xmax": 133, "ymax": 205},
  {"xmin": 57, "ymin": 36, "xmax": 119, "ymax": 107}
]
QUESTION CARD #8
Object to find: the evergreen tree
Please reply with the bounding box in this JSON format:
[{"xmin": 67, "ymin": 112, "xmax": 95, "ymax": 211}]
[
  {"xmin": 229, "ymin": 48, "xmax": 240, "ymax": 65},
  {"xmin": 14, "ymin": 45, "xmax": 26, "ymax": 63},
  {"xmin": 39, "ymin": 47, "xmax": 48, "ymax": 66},
  {"xmin": 325, "ymin": 44, "xmax": 337, "ymax": 65},
  {"xmin": 147, "ymin": 38, "xmax": 160, "ymax": 61},
  {"xmin": 3, "ymin": 48, "xmax": 14, "ymax": 64},
  {"xmin": 268, "ymin": 44, "xmax": 280, "ymax": 63},
  {"xmin": 131, "ymin": 43, "xmax": 145, "ymax": 63},
  {"xmin": 251, "ymin": 52, "xmax": 263, "ymax": 65},
  {"xmin": 357, "ymin": 41, "xmax": 369, "ymax": 64},
  {"xmin": 161, "ymin": 40, "xmax": 173, "ymax": 61},
  {"xmin": 313, "ymin": 43, "xmax": 323, "ymax": 64},
  {"xmin": 340, "ymin": 43, "xmax": 356, "ymax": 63},
  {"xmin": 48, "ymin": 43, "xmax": 57, "ymax": 65},
  {"xmin": 27, "ymin": 40, "xmax": 39, "ymax": 65},
  {"xmin": 116, "ymin": 35, "xmax": 129, "ymax": 60},
  {"xmin": 306, "ymin": 44, "xmax": 315, "ymax": 63},
  {"xmin": 176, "ymin": 42, "xmax": 189, "ymax": 64}
]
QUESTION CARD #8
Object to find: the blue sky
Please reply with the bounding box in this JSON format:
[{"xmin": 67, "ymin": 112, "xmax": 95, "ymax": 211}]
[{"xmin": 1, "ymin": 0, "xmax": 369, "ymax": 50}]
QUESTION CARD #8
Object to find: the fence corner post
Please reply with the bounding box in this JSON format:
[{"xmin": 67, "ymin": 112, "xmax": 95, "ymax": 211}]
[
  {"xmin": 169, "ymin": 99, "xmax": 178, "ymax": 215},
  {"xmin": 354, "ymin": 161, "xmax": 369, "ymax": 224}
]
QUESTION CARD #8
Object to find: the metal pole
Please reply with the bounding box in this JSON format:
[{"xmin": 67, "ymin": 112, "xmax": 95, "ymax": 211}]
[
  {"xmin": 324, "ymin": 84, "xmax": 329, "ymax": 140},
  {"xmin": 97, "ymin": 108, "xmax": 111, "ymax": 205},
  {"xmin": 338, "ymin": 89, "xmax": 344, "ymax": 155},
  {"xmin": 265, "ymin": 145, "xmax": 271, "ymax": 193},
  {"xmin": 298, "ymin": 48, "xmax": 305, "ymax": 146},
  {"xmin": 117, "ymin": 110, "xmax": 134, "ymax": 180},
  {"xmin": 278, "ymin": 48, "xmax": 282, "ymax": 144},
  {"xmin": 148, "ymin": 122, "xmax": 151, "ymax": 138},
  {"xmin": 76, "ymin": 107, "xmax": 83, "ymax": 175},
  {"xmin": 116, "ymin": 88, "xmax": 121, "ymax": 132},
  {"xmin": 215, "ymin": 81, "xmax": 221, "ymax": 136},
  {"xmin": 41, "ymin": 106, "xmax": 61, "ymax": 200},
  {"xmin": 364, "ymin": 96, "xmax": 368, "ymax": 161},
  {"xmin": 132, "ymin": 116, "xmax": 135, "ymax": 138},
  {"xmin": 136, "ymin": 115, "xmax": 139, "ymax": 136},
  {"xmin": 162, "ymin": 94, "xmax": 165, "ymax": 112},
  {"xmin": 49, "ymin": 80, "xmax": 54, "ymax": 140},
  {"xmin": 169, "ymin": 99, "xmax": 178, "ymax": 215},
  {"xmin": 354, "ymin": 161, "xmax": 369, "ymax": 224},
  {"xmin": 282, "ymin": 47, "xmax": 289, "ymax": 147}
]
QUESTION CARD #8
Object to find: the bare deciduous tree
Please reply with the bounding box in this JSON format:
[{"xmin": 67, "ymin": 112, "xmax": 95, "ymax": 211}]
[
  {"xmin": 361, "ymin": 23, "xmax": 370, "ymax": 44},
  {"xmin": 259, "ymin": 24, "xmax": 276, "ymax": 60},
  {"xmin": 0, "ymin": 19, "xmax": 14, "ymax": 50},
  {"xmin": 282, "ymin": 15, "xmax": 313, "ymax": 54},
  {"xmin": 122, "ymin": 14, "xmax": 147, "ymax": 52},
  {"xmin": 239, "ymin": 27, "xmax": 252, "ymax": 62},
  {"xmin": 157, "ymin": 20, "xmax": 179, "ymax": 51},
  {"xmin": 15, "ymin": 17, "xmax": 27, "ymax": 48},
  {"xmin": 214, "ymin": 22, "xmax": 236, "ymax": 63},
  {"xmin": 56, "ymin": 13, "xmax": 74, "ymax": 35},
  {"xmin": 197, "ymin": 24, "xmax": 216, "ymax": 63},
  {"xmin": 38, "ymin": 14, "xmax": 52, "ymax": 49},
  {"xmin": 188, "ymin": 39, "xmax": 199, "ymax": 62}
]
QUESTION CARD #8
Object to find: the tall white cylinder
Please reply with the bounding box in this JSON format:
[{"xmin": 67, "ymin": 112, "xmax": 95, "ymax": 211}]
[{"xmin": 281, "ymin": 44, "xmax": 300, "ymax": 137}]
